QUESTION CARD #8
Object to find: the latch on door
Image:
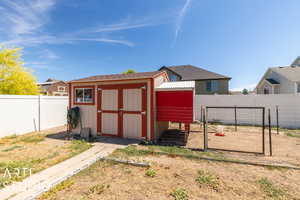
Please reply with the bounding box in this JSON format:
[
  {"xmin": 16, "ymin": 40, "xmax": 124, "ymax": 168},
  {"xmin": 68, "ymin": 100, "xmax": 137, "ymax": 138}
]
[
  {"xmin": 97, "ymin": 110, "xmax": 102, "ymax": 113},
  {"xmin": 141, "ymin": 111, "xmax": 146, "ymax": 115}
]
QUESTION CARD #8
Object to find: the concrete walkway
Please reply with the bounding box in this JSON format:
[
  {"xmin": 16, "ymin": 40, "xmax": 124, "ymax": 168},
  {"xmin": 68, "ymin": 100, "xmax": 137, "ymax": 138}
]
[{"xmin": 0, "ymin": 137, "xmax": 137, "ymax": 200}]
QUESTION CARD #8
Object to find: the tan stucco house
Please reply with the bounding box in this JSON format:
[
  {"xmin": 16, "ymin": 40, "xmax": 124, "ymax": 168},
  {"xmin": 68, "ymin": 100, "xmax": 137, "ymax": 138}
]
[
  {"xmin": 38, "ymin": 78, "xmax": 69, "ymax": 96},
  {"xmin": 159, "ymin": 65, "xmax": 231, "ymax": 95}
]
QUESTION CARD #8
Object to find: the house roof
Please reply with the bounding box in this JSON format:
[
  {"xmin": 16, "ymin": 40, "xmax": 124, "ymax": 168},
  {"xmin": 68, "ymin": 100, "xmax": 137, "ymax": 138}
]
[
  {"xmin": 266, "ymin": 78, "xmax": 280, "ymax": 85},
  {"xmin": 156, "ymin": 81, "xmax": 195, "ymax": 91},
  {"xmin": 159, "ymin": 65, "xmax": 231, "ymax": 81},
  {"xmin": 271, "ymin": 66, "xmax": 300, "ymax": 82},
  {"xmin": 69, "ymin": 71, "xmax": 164, "ymax": 83}
]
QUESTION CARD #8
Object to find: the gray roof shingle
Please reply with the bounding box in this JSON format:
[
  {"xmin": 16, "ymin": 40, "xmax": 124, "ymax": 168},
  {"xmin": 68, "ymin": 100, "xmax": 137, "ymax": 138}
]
[
  {"xmin": 271, "ymin": 66, "xmax": 300, "ymax": 82},
  {"xmin": 160, "ymin": 65, "xmax": 231, "ymax": 81}
]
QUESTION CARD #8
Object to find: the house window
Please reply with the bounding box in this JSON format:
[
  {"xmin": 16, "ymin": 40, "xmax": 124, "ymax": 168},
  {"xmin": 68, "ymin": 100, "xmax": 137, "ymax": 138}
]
[
  {"xmin": 206, "ymin": 80, "xmax": 218, "ymax": 92},
  {"xmin": 58, "ymin": 86, "xmax": 65, "ymax": 91},
  {"xmin": 297, "ymin": 83, "xmax": 300, "ymax": 93},
  {"xmin": 263, "ymin": 87, "xmax": 270, "ymax": 94},
  {"xmin": 169, "ymin": 73, "xmax": 178, "ymax": 81},
  {"xmin": 75, "ymin": 87, "xmax": 94, "ymax": 104}
]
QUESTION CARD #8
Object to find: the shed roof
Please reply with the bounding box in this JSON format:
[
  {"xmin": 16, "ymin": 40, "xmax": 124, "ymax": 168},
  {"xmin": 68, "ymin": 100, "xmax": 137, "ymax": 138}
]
[
  {"xmin": 156, "ymin": 81, "xmax": 195, "ymax": 91},
  {"xmin": 70, "ymin": 71, "xmax": 164, "ymax": 83},
  {"xmin": 160, "ymin": 65, "xmax": 231, "ymax": 81}
]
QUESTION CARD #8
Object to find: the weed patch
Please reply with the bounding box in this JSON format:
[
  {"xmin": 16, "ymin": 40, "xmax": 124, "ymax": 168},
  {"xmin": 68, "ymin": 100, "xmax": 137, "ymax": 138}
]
[
  {"xmin": 286, "ymin": 132, "xmax": 300, "ymax": 138},
  {"xmin": 113, "ymin": 145, "xmax": 152, "ymax": 157},
  {"xmin": 145, "ymin": 168, "xmax": 156, "ymax": 177},
  {"xmin": 170, "ymin": 188, "xmax": 188, "ymax": 200},
  {"xmin": 39, "ymin": 179, "xmax": 74, "ymax": 199},
  {"xmin": 257, "ymin": 178, "xmax": 286, "ymax": 199},
  {"xmin": 20, "ymin": 134, "xmax": 45, "ymax": 143},
  {"xmin": 1, "ymin": 145, "xmax": 23, "ymax": 152},
  {"xmin": 195, "ymin": 170, "xmax": 219, "ymax": 191},
  {"xmin": 69, "ymin": 140, "xmax": 92, "ymax": 155},
  {"xmin": 87, "ymin": 184, "xmax": 110, "ymax": 195}
]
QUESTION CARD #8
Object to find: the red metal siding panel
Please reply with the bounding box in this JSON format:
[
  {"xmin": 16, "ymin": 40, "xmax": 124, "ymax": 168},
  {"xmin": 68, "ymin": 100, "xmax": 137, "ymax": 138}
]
[{"xmin": 156, "ymin": 91, "xmax": 193, "ymax": 123}]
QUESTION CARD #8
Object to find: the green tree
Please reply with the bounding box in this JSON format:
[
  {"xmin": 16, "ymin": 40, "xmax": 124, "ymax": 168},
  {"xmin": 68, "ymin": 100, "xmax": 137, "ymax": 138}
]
[
  {"xmin": 0, "ymin": 47, "xmax": 39, "ymax": 95},
  {"xmin": 242, "ymin": 88, "xmax": 249, "ymax": 95},
  {"xmin": 122, "ymin": 69, "xmax": 136, "ymax": 74}
]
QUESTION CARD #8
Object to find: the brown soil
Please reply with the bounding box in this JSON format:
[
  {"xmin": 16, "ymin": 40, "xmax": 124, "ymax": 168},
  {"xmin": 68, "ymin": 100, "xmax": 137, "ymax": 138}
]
[
  {"xmin": 40, "ymin": 154, "xmax": 300, "ymax": 200},
  {"xmin": 184, "ymin": 124, "xmax": 300, "ymax": 167},
  {"xmin": 0, "ymin": 126, "xmax": 92, "ymax": 186}
]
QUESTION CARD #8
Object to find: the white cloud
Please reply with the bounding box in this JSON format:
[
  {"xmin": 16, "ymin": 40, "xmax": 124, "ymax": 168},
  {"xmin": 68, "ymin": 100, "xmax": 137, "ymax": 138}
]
[
  {"xmin": 2, "ymin": 35, "xmax": 135, "ymax": 47},
  {"xmin": 174, "ymin": 0, "xmax": 193, "ymax": 43},
  {"xmin": 0, "ymin": 0, "xmax": 136, "ymax": 48},
  {"xmin": 39, "ymin": 49, "xmax": 59, "ymax": 60},
  {"xmin": 231, "ymin": 83, "xmax": 257, "ymax": 92},
  {"xmin": 0, "ymin": 0, "xmax": 56, "ymax": 35}
]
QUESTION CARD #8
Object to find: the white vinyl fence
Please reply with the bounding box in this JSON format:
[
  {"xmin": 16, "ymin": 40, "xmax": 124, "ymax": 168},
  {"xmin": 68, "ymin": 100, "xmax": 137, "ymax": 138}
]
[
  {"xmin": 0, "ymin": 95, "xmax": 68, "ymax": 138},
  {"xmin": 195, "ymin": 94, "xmax": 300, "ymax": 128}
]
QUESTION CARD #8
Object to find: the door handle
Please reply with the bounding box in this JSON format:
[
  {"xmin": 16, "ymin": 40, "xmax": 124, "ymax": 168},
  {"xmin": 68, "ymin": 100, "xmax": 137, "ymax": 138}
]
[{"xmin": 141, "ymin": 111, "xmax": 146, "ymax": 115}]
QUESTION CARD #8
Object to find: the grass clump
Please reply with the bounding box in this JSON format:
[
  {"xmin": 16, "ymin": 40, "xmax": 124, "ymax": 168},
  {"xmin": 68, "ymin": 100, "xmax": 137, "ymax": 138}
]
[
  {"xmin": 195, "ymin": 170, "xmax": 219, "ymax": 191},
  {"xmin": 1, "ymin": 145, "xmax": 23, "ymax": 152},
  {"xmin": 87, "ymin": 184, "xmax": 110, "ymax": 195},
  {"xmin": 257, "ymin": 178, "xmax": 286, "ymax": 199},
  {"xmin": 170, "ymin": 188, "xmax": 188, "ymax": 200},
  {"xmin": 145, "ymin": 168, "xmax": 156, "ymax": 177},
  {"xmin": 286, "ymin": 132, "xmax": 300, "ymax": 138},
  {"xmin": 0, "ymin": 160, "xmax": 34, "ymax": 188},
  {"xmin": 113, "ymin": 145, "xmax": 151, "ymax": 157},
  {"xmin": 69, "ymin": 140, "xmax": 92, "ymax": 155},
  {"xmin": 20, "ymin": 134, "xmax": 45, "ymax": 143},
  {"xmin": 39, "ymin": 179, "xmax": 74, "ymax": 199}
]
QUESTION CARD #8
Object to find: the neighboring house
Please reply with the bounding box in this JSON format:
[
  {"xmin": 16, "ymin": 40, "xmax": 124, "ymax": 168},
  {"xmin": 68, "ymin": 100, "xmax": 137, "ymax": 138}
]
[
  {"xmin": 38, "ymin": 78, "xmax": 68, "ymax": 96},
  {"xmin": 256, "ymin": 58, "xmax": 300, "ymax": 94},
  {"xmin": 159, "ymin": 65, "xmax": 231, "ymax": 94}
]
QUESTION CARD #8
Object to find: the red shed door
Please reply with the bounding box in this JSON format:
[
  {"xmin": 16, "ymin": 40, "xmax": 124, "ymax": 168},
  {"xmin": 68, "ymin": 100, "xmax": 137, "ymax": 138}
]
[
  {"xmin": 97, "ymin": 84, "xmax": 147, "ymax": 139},
  {"xmin": 156, "ymin": 90, "xmax": 193, "ymax": 123}
]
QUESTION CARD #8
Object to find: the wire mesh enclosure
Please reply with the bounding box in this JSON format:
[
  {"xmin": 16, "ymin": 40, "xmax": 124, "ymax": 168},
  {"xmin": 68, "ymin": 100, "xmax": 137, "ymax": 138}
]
[{"xmin": 202, "ymin": 106, "xmax": 270, "ymax": 155}]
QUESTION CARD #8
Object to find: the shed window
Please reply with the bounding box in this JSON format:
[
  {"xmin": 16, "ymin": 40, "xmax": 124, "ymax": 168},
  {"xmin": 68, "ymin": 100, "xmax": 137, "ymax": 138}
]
[{"xmin": 75, "ymin": 88, "xmax": 94, "ymax": 103}]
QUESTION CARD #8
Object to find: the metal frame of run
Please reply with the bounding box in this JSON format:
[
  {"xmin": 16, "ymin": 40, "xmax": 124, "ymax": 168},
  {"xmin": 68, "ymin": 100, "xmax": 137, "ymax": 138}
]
[{"xmin": 202, "ymin": 106, "xmax": 271, "ymax": 156}]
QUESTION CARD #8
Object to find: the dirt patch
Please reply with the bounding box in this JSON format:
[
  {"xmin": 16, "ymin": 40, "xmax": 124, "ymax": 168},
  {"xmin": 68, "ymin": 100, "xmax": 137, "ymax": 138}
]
[
  {"xmin": 38, "ymin": 153, "xmax": 300, "ymax": 200},
  {"xmin": 183, "ymin": 124, "xmax": 300, "ymax": 167},
  {"xmin": 0, "ymin": 126, "xmax": 92, "ymax": 188}
]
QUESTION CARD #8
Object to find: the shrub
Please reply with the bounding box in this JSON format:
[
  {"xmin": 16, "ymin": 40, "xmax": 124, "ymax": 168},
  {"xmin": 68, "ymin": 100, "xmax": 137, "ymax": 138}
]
[
  {"xmin": 170, "ymin": 188, "xmax": 188, "ymax": 200},
  {"xmin": 195, "ymin": 170, "xmax": 219, "ymax": 190},
  {"xmin": 87, "ymin": 184, "xmax": 109, "ymax": 195},
  {"xmin": 257, "ymin": 178, "xmax": 286, "ymax": 199},
  {"xmin": 145, "ymin": 168, "xmax": 156, "ymax": 177}
]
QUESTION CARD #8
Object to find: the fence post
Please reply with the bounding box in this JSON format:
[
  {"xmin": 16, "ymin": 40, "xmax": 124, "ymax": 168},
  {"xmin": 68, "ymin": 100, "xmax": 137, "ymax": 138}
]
[
  {"xmin": 203, "ymin": 107, "xmax": 208, "ymax": 151},
  {"xmin": 262, "ymin": 107, "xmax": 265, "ymax": 155},
  {"xmin": 38, "ymin": 95, "xmax": 41, "ymax": 132},
  {"xmin": 234, "ymin": 106, "xmax": 237, "ymax": 132},
  {"xmin": 276, "ymin": 105, "xmax": 279, "ymax": 135},
  {"xmin": 268, "ymin": 109, "xmax": 273, "ymax": 156}
]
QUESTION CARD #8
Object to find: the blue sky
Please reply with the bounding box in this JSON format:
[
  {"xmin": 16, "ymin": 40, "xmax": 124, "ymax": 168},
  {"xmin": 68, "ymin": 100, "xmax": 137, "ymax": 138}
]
[{"xmin": 1, "ymin": 0, "xmax": 300, "ymax": 90}]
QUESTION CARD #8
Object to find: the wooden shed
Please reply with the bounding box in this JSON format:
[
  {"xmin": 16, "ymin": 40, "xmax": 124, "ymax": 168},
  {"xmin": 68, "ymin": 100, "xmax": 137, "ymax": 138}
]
[{"xmin": 68, "ymin": 71, "xmax": 168, "ymax": 140}]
